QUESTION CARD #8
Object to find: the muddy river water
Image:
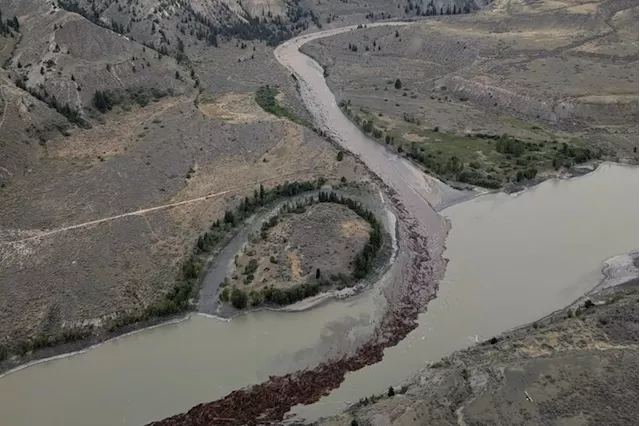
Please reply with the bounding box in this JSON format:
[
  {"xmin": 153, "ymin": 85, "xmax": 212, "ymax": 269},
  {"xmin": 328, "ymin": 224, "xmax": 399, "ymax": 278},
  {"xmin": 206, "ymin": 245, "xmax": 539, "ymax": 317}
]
[{"xmin": 0, "ymin": 25, "xmax": 638, "ymax": 426}]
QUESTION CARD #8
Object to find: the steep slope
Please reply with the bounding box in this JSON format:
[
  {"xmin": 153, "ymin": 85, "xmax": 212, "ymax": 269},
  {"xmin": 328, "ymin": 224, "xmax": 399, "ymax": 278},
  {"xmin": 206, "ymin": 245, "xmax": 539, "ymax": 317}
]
[
  {"xmin": 0, "ymin": 0, "xmax": 359, "ymax": 367},
  {"xmin": 0, "ymin": 71, "xmax": 69, "ymax": 184},
  {"xmin": 6, "ymin": 1, "xmax": 193, "ymax": 115},
  {"xmin": 320, "ymin": 287, "xmax": 639, "ymax": 426}
]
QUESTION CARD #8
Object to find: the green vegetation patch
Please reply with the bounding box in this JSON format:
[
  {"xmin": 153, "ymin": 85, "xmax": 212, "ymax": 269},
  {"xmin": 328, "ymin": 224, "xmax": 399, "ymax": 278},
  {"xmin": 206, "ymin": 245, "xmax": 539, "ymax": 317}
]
[
  {"xmin": 224, "ymin": 191, "xmax": 384, "ymax": 310},
  {"xmin": 405, "ymin": 132, "xmax": 600, "ymax": 188},
  {"xmin": 0, "ymin": 9, "xmax": 20, "ymax": 36},
  {"xmin": 93, "ymin": 87, "xmax": 171, "ymax": 112},
  {"xmin": 339, "ymin": 101, "xmax": 602, "ymax": 188},
  {"xmin": 255, "ymin": 85, "xmax": 310, "ymax": 127}
]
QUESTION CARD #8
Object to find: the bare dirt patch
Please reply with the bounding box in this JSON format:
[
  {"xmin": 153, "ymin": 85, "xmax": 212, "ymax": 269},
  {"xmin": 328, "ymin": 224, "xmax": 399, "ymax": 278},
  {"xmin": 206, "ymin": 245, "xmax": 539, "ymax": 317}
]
[
  {"xmin": 341, "ymin": 220, "xmax": 370, "ymax": 238},
  {"xmin": 197, "ymin": 92, "xmax": 276, "ymax": 124},
  {"xmin": 402, "ymin": 132, "xmax": 423, "ymax": 143}
]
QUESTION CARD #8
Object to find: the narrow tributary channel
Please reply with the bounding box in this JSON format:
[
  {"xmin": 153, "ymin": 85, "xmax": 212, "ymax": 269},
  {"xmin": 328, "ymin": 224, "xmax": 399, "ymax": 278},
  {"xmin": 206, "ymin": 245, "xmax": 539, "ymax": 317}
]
[{"xmin": 0, "ymin": 24, "xmax": 637, "ymax": 426}]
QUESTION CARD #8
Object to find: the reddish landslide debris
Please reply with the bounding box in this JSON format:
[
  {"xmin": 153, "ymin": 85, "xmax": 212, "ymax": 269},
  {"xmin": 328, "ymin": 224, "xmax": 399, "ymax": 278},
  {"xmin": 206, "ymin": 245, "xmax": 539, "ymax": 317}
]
[{"xmin": 149, "ymin": 208, "xmax": 438, "ymax": 426}]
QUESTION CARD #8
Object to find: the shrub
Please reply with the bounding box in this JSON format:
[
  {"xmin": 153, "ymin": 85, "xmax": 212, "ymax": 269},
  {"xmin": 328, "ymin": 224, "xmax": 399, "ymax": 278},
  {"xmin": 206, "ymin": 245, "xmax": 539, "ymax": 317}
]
[
  {"xmin": 388, "ymin": 386, "xmax": 395, "ymax": 396},
  {"xmin": 250, "ymin": 291, "xmax": 264, "ymax": 306},
  {"xmin": 230, "ymin": 288, "xmax": 248, "ymax": 309},
  {"xmin": 219, "ymin": 288, "xmax": 230, "ymax": 302},
  {"xmin": 255, "ymin": 85, "xmax": 308, "ymax": 126},
  {"xmin": 0, "ymin": 345, "xmax": 7, "ymax": 362},
  {"xmin": 244, "ymin": 258, "xmax": 258, "ymax": 275},
  {"xmin": 516, "ymin": 168, "xmax": 538, "ymax": 182},
  {"xmin": 495, "ymin": 136, "xmax": 525, "ymax": 157}
]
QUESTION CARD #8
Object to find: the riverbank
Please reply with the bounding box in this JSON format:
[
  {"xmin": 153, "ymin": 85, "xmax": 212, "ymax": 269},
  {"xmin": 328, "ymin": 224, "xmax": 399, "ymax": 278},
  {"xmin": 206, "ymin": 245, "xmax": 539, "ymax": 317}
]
[
  {"xmin": 148, "ymin": 21, "xmax": 639, "ymax": 425},
  {"xmin": 0, "ymin": 164, "xmax": 635, "ymax": 426},
  {"xmin": 199, "ymin": 184, "xmax": 397, "ymax": 318},
  {"xmin": 0, "ymin": 312, "xmax": 191, "ymax": 378},
  {"xmin": 1, "ymin": 15, "xmax": 637, "ymax": 426},
  {"xmin": 319, "ymin": 277, "xmax": 639, "ymax": 426},
  {"xmin": 145, "ymin": 143, "xmax": 451, "ymax": 426},
  {"xmin": 0, "ymin": 182, "xmax": 395, "ymax": 373},
  {"xmin": 287, "ymin": 162, "xmax": 638, "ymax": 424}
]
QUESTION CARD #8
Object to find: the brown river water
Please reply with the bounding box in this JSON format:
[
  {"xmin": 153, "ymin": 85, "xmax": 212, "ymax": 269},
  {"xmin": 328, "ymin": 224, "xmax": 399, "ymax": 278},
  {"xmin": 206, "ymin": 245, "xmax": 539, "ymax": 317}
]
[{"xmin": 0, "ymin": 23, "xmax": 637, "ymax": 426}]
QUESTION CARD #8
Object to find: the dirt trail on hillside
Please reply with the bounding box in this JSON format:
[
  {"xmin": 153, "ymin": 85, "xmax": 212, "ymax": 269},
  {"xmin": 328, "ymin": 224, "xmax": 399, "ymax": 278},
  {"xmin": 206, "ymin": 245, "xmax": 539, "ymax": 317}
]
[{"xmin": 0, "ymin": 170, "xmax": 311, "ymax": 245}]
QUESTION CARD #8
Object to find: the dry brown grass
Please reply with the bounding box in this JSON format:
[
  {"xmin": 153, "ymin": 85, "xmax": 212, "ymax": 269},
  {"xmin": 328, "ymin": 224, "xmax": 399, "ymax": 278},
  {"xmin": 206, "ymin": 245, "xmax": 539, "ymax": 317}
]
[
  {"xmin": 198, "ymin": 92, "xmax": 276, "ymax": 124},
  {"xmin": 302, "ymin": 0, "xmax": 638, "ymax": 165},
  {"xmin": 288, "ymin": 252, "xmax": 303, "ymax": 283},
  {"xmin": 49, "ymin": 97, "xmax": 182, "ymax": 160},
  {"xmin": 340, "ymin": 220, "xmax": 371, "ymax": 238},
  {"xmin": 226, "ymin": 203, "xmax": 370, "ymax": 295}
]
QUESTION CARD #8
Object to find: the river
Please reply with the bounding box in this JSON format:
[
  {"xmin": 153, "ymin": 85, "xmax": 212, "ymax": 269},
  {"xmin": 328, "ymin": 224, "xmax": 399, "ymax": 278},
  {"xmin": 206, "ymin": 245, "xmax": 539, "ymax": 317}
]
[
  {"xmin": 290, "ymin": 161, "xmax": 639, "ymax": 422},
  {"xmin": 0, "ymin": 24, "xmax": 637, "ymax": 426}
]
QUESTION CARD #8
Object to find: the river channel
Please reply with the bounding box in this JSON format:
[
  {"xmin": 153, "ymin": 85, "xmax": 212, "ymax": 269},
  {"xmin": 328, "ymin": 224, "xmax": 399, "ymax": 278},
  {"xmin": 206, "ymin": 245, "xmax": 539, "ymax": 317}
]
[{"xmin": 0, "ymin": 24, "xmax": 637, "ymax": 426}]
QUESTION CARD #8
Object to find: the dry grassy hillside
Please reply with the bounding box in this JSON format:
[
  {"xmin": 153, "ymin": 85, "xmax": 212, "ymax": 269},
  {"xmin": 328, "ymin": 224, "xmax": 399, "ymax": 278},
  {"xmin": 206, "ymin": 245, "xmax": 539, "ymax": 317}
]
[
  {"xmin": 305, "ymin": 0, "xmax": 638, "ymax": 136},
  {"xmin": 52, "ymin": 0, "xmax": 321, "ymax": 54},
  {"xmin": 300, "ymin": 0, "xmax": 490, "ymax": 26},
  {"xmin": 8, "ymin": 5, "xmax": 193, "ymax": 109},
  {"xmin": 0, "ymin": 71, "xmax": 69, "ymax": 182},
  {"xmin": 301, "ymin": 0, "xmax": 638, "ymax": 187},
  {"xmin": 0, "ymin": 0, "xmax": 195, "ymax": 184},
  {"xmin": 0, "ymin": 0, "xmax": 366, "ymax": 364}
]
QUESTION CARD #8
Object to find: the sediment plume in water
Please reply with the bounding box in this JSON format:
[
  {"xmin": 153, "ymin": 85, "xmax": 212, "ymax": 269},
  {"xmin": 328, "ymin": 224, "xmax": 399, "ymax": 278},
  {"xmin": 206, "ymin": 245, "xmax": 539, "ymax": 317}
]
[{"xmin": 148, "ymin": 204, "xmax": 441, "ymax": 426}]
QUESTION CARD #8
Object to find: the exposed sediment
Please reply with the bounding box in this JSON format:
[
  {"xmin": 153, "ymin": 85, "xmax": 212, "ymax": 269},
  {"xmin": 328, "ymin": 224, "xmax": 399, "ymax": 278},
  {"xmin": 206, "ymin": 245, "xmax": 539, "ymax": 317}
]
[
  {"xmin": 149, "ymin": 163, "xmax": 449, "ymax": 425},
  {"xmin": 149, "ymin": 23, "xmax": 454, "ymax": 426}
]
